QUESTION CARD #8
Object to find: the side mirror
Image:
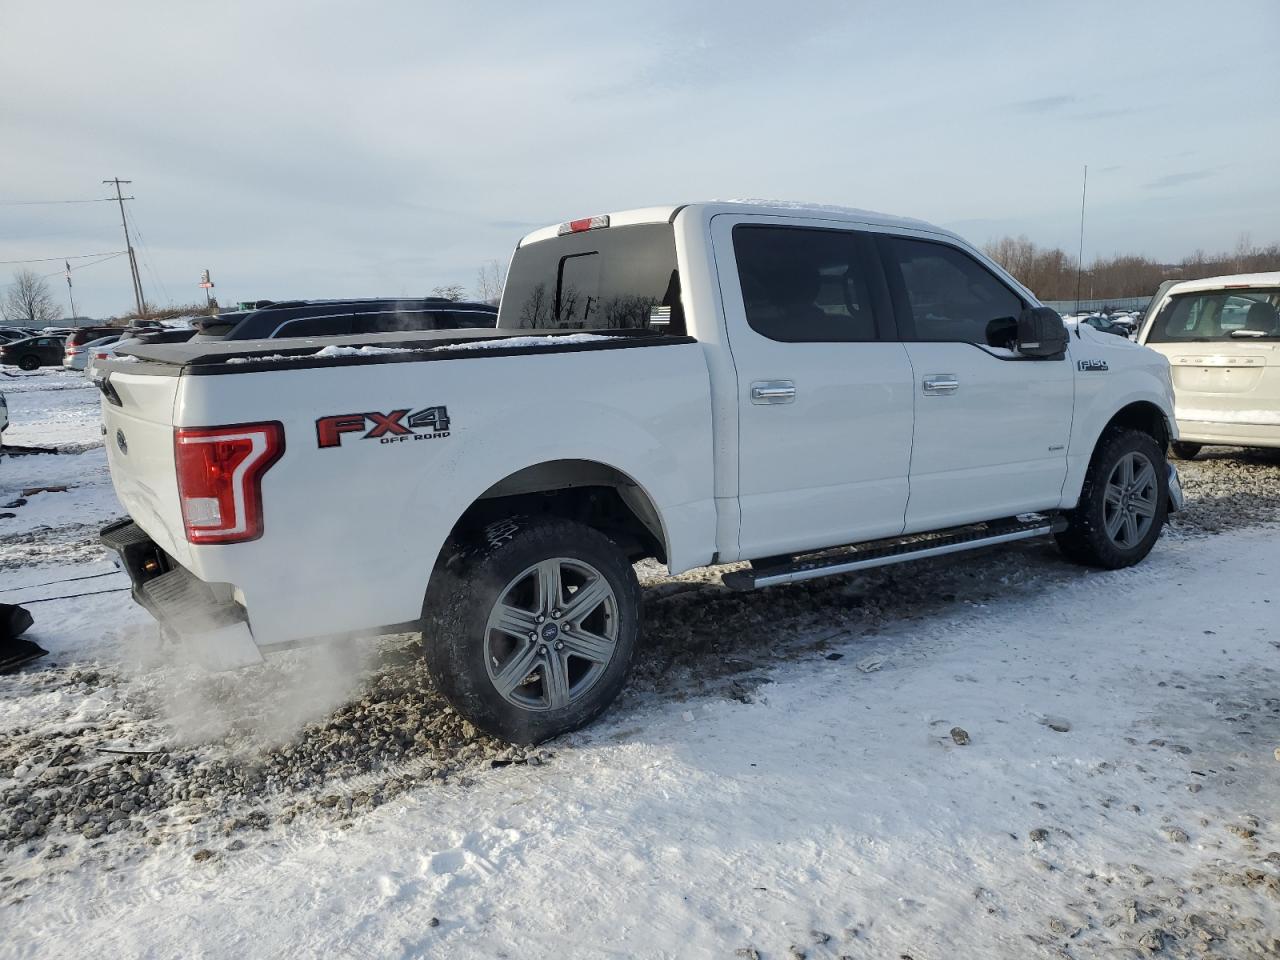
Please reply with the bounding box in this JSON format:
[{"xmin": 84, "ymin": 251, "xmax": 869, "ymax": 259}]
[{"xmin": 1017, "ymin": 306, "xmax": 1069, "ymax": 359}]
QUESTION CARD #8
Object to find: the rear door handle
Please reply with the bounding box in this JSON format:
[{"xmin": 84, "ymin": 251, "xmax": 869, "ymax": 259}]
[
  {"xmin": 750, "ymin": 380, "xmax": 796, "ymax": 404},
  {"xmin": 922, "ymin": 375, "xmax": 959, "ymax": 395}
]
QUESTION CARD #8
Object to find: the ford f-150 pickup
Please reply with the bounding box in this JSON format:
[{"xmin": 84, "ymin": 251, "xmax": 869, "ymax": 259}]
[{"xmin": 96, "ymin": 201, "xmax": 1183, "ymax": 743}]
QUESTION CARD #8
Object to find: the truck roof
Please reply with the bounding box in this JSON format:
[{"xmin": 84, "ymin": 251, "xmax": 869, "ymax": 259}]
[
  {"xmin": 1165, "ymin": 271, "xmax": 1280, "ymax": 294},
  {"xmin": 518, "ymin": 200, "xmax": 955, "ymax": 247}
]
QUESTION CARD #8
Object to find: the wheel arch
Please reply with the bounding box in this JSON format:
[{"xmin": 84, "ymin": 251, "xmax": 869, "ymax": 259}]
[
  {"xmin": 1101, "ymin": 400, "xmax": 1172, "ymax": 450},
  {"xmin": 435, "ymin": 458, "xmax": 672, "ymax": 572}
]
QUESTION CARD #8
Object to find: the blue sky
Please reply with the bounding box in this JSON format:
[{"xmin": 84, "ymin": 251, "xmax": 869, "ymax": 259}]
[{"xmin": 2, "ymin": 0, "xmax": 1277, "ymax": 317}]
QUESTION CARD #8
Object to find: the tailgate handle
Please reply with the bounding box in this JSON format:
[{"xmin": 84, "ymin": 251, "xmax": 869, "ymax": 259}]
[{"xmin": 98, "ymin": 373, "xmax": 123, "ymax": 407}]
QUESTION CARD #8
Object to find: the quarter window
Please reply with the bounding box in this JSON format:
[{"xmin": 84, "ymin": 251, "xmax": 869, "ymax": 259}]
[
  {"xmin": 732, "ymin": 225, "xmax": 877, "ymax": 342},
  {"xmin": 884, "ymin": 237, "xmax": 1023, "ymax": 344}
]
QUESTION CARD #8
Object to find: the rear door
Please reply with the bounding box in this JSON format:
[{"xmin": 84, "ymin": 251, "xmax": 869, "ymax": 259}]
[
  {"xmin": 876, "ymin": 234, "xmax": 1074, "ymax": 532},
  {"xmin": 712, "ymin": 216, "xmax": 915, "ymax": 559},
  {"xmin": 1143, "ymin": 287, "xmax": 1280, "ymax": 433}
]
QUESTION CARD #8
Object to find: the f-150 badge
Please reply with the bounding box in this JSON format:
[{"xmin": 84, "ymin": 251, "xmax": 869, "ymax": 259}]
[
  {"xmin": 1078, "ymin": 359, "xmax": 1109, "ymax": 372},
  {"xmin": 316, "ymin": 406, "xmax": 451, "ymax": 448}
]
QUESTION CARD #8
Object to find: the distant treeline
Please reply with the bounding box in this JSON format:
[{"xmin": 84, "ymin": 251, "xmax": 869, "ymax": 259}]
[{"xmin": 983, "ymin": 234, "xmax": 1280, "ymax": 301}]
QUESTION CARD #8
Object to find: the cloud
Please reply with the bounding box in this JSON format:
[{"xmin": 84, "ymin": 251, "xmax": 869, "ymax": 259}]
[
  {"xmin": 1144, "ymin": 169, "xmax": 1218, "ymax": 190},
  {"xmin": 1010, "ymin": 95, "xmax": 1075, "ymax": 113}
]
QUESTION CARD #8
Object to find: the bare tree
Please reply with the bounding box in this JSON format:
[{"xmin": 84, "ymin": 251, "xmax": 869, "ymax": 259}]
[
  {"xmin": 431, "ymin": 283, "xmax": 466, "ymax": 302},
  {"xmin": 474, "ymin": 259, "xmax": 507, "ymax": 305},
  {"xmin": 2, "ymin": 268, "xmax": 62, "ymax": 324}
]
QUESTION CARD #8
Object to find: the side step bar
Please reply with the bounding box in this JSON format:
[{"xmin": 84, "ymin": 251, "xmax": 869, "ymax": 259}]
[{"xmin": 721, "ymin": 514, "xmax": 1067, "ymax": 591}]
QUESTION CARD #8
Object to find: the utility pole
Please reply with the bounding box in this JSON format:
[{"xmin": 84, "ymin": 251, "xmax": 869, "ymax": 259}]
[
  {"xmin": 64, "ymin": 260, "xmax": 78, "ymax": 322},
  {"xmin": 103, "ymin": 177, "xmax": 146, "ymax": 317},
  {"xmin": 1074, "ymin": 164, "xmax": 1088, "ymax": 315}
]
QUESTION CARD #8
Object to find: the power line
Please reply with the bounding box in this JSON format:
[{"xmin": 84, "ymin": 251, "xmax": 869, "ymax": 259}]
[
  {"xmin": 0, "ymin": 252, "xmax": 128, "ymax": 288},
  {"xmin": 0, "ymin": 250, "xmax": 127, "ymax": 265},
  {"xmin": 0, "ymin": 197, "xmax": 127, "ymax": 207}
]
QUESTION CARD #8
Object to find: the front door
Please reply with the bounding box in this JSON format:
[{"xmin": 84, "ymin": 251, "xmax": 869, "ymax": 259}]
[
  {"xmin": 876, "ymin": 234, "xmax": 1074, "ymax": 532},
  {"xmin": 713, "ymin": 216, "xmax": 916, "ymax": 560}
]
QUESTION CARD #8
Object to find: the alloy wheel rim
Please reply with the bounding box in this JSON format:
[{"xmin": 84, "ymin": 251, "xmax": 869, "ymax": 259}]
[
  {"xmin": 1103, "ymin": 451, "xmax": 1158, "ymax": 548},
  {"xmin": 483, "ymin": 557, "xmax": 619, "ymax": 711}
]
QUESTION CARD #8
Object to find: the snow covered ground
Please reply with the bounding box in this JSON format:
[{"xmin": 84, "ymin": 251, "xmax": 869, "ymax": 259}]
[{"xmin": 2, "ymin": 370, "xmax": 1279, "ymax": 959}]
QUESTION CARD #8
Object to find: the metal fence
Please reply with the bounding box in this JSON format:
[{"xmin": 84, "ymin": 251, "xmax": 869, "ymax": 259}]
[{"xmin": 1041, "ymin": 296, "xmax": 1151, "ymax": 315}]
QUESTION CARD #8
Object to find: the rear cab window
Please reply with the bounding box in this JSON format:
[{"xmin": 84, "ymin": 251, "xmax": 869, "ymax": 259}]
[
  {"xmin": 499, "ymin": 223, "xmax": 684, "ymax": 334},
  {"xmin": 1147, "ymin": 289, "xmax": 1280, "ymax": 342}
]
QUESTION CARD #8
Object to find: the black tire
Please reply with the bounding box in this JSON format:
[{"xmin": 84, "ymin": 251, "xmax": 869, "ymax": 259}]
[
  {"xmin": 422, "ymin": 516, "xmax": 642, "ymax": 745},
  {"xmin": 1169, "ymin": 441, "xmax": 1201, "ymax": 460},
  {"xmin": 17, "ymin": 355, "xmax": 39, "ymax": 371},
  {"xmin": 1056, "ymin": 428, "xmax": 1168, "ymax": 569}
]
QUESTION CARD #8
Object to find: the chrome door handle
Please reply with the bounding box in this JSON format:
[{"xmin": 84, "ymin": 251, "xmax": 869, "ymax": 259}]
[
  {"xmin": 750, "ymin": 380, "xmax": 796, "ymax": 404},
  {"xmin": 922, "ymin": 375, "xmax": 959, "ymax": 395}
]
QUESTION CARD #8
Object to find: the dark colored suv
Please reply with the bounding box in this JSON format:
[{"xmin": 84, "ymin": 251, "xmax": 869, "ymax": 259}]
[
  {"xmin": 193, "ymin": 298, "xmax": 498, "ymax": 340},
  {"xmin": 1, "ymin": 336, "xmax": 66, "ymax": 370}
]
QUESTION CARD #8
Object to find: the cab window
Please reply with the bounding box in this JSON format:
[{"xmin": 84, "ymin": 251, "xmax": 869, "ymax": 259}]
[
  {"xmin": 882, "ymin": 236, "xmax": 1024, "ymax": 345},
  {"xmin": 732, "ymin": 225, "xmax": 878, "ymax": 342}
]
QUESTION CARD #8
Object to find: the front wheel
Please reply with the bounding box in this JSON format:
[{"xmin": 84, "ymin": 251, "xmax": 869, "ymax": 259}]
[
  {"xmin": 17, "ymin": 355, "xmax": 39, "ymax": 371},
  {"xmin": 422, "ymin": 516, "xmax": 641, "ymax": 745},
  {"xmin": 1056, "ymin": 429, "xmax": 1168, "ymax": 569},
  {"xmin": 1169, "ymin": 441, "xmax": 1202, "ymax": 460}
]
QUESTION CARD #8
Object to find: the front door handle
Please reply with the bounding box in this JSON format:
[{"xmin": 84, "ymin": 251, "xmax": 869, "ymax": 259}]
[
  {"xmin": 922, "ymin": 375, "xmax": 959, "ymax": 396},
  {"xmin": 750, "ymin": 380, "xmax": 796, "ymax": 404}
]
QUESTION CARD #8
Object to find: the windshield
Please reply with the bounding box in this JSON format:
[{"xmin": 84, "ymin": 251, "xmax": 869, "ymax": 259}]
[
  {"xmin": 498, "ymin": 223, "xmax": 683, "ymax": 333},
  {"xmin": 1146, "ymin": 288, "xmax": 1280, "ymax": 342}
]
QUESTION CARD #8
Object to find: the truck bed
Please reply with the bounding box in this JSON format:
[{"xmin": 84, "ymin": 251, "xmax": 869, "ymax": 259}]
[{"xmin": 108, "ymin": 327, "xmax": 693, "ymax": 375}]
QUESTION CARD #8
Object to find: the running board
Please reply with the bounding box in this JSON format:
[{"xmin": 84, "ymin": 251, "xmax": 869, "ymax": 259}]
[{"xmin": 721, "ymin": 514, "xmax": 1067, "ymax": 591}]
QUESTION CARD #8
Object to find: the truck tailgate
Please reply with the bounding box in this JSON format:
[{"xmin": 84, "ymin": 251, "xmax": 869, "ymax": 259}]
[{"xmin": 100, "ymin": 368, "xmax": 191, "ymax": 565}]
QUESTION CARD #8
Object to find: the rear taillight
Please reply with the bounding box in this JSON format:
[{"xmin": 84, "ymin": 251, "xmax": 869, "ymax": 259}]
[{"xmin": 174, "ymin": 422, "xmax": 285, "ymax": 544}]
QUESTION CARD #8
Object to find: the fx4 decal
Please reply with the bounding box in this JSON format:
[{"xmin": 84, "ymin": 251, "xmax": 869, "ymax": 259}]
[
  {"xmin": 316, "ymin": 406, "xmax": 451, "ymax": 448},
  {"xmin": 1078, "ymin": 359, "xmax": 1109, "ymax": 372}
]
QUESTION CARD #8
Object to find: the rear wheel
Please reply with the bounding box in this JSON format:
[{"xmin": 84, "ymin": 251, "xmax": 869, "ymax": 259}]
[
  {"xmin": 17, "ymin": 355, "xmax": 38, "ymax": 371},
  {"xmin": 1056, "ymin": 429, "xmax": 1168, "ymax": 569},
  {"xmin": 1169, "ymin": 441, "xmax": 1202, "ymax": 460},
  {"xmin": 422, "ymin": 516, "xmax": 641, "ymax": 744}
]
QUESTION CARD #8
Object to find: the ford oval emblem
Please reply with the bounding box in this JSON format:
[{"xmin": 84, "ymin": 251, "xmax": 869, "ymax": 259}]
[{"xmin": 116, "ymin": 429, "xmax": 128, "ymax": 455}]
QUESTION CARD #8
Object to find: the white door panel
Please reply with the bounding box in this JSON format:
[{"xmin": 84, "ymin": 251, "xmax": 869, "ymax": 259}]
[
  {"xmin": 712, "ymin": 215, "xmax": 915, "ymax": 559},
  {"xmin": 904, "ymin": 343, "xmax": 1074, "ymax": 531}
]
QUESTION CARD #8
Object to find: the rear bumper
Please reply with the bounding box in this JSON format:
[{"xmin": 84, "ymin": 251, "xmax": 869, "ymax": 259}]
[
  {"xmin": 1175, "ymin": 418, "xmax": 1280, "ymax": 449},
  {"xmin": 100, "ymin": 518, "xmax": 263, "ymax": 670}
]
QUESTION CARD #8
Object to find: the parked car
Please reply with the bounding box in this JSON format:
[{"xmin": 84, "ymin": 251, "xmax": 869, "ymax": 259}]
[
  {"xmin": 65, "ymin": 326, "xmax": 121, "ymax": 347},
  {"xmin": 0, "ymin": 328, "xmax": 33, "ymax": 343},
  {"xmin": 1137, "ymin": 272, "xmax": 1280, "ymax": 459},
  {"xmin": 190, "ymin": 298, "xmax": 498, "ymax": 341},
  {"xmin": 97, "ymin": 201, "xmax": 1182, "ymax": 744},
  {"xmin": 1, "ymin": 336, "xmax": 66, "ymax": 370},
  {"xmin": 86, "ymin": 338, "xmax": 137, "ymax": 382},
  {"xmin": 64, "ymin": 335, "xmax": 120, "ymax": 371},
  {"xmin": 1079, "ymin": 314, "xmax": 1132, "ymax": 338}
]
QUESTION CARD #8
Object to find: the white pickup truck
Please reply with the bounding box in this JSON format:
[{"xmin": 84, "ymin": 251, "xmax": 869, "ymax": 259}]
[{"xmin": 98, "ymin": 202, "xmax": 1183, "ymax": 743}]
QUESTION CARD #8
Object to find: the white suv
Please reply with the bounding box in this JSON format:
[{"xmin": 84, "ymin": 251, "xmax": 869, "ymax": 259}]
[{"xmin": 1138, "ymin": 273, "xmax": 1280, "ymax": 458}]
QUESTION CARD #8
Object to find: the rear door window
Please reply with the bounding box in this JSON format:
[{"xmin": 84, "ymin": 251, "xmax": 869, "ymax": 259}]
[
  {"xmin": 881, "ymin": 236, "xmax": 1024, "ymax": 344},
  {"xmin": 731, "ymin": 225, "xmax": 879, "ymax": 342}
]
